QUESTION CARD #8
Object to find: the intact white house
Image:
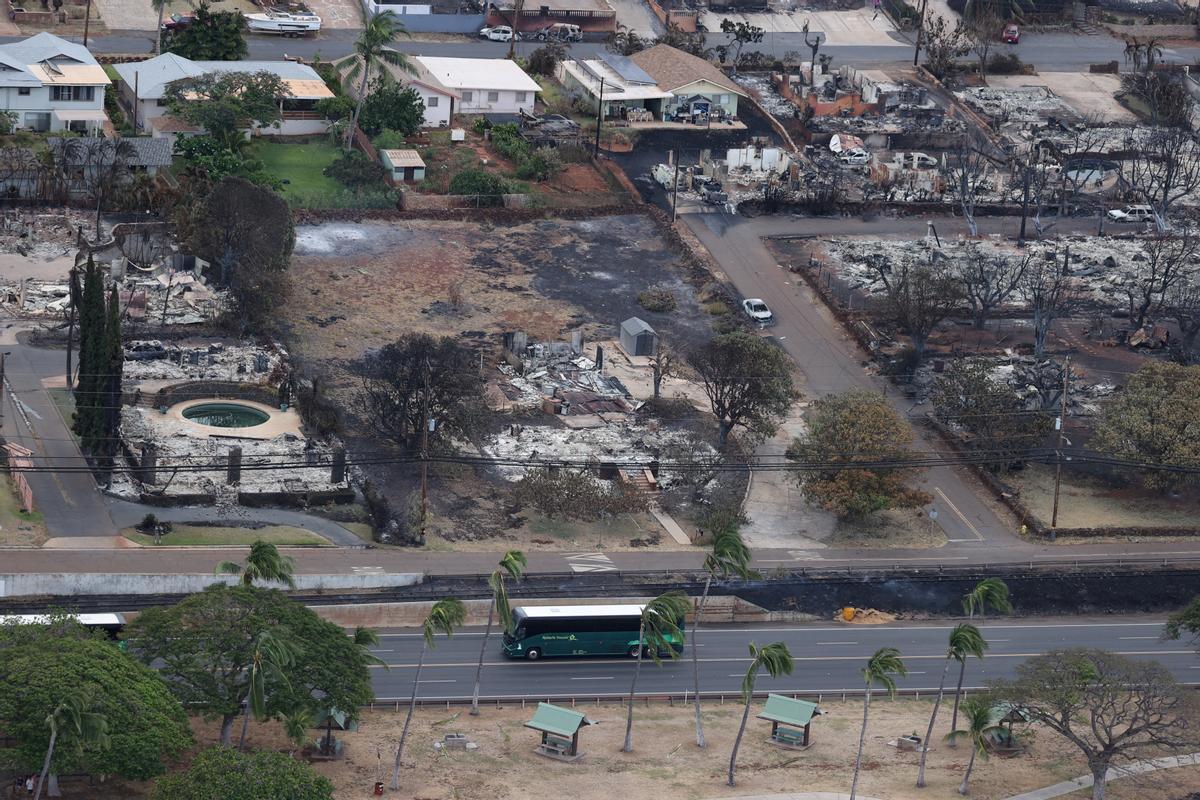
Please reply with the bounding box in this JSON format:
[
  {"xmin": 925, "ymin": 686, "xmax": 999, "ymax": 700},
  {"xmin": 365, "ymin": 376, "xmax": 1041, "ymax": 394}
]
[
  {"xmin": 412, "ymin": 56, "xmax": 539, "ymax": 116},
  {"xmin": 351, "ymin": 55, "xmax": 458, "ymax": 128},
  {"xmin": 113, "ymin": 53, "xmax": 335, "ymax": 139},
  {"xmin": 0, "ymin": 33, "xmax": 110, "ymax": 134}
]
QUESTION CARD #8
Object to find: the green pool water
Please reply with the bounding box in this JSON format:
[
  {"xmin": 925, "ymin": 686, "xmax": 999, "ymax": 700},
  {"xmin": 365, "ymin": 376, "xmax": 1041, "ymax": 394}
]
[{"xmin": 182, "ymin": 402, "xmax": 270, "ymax": 428}]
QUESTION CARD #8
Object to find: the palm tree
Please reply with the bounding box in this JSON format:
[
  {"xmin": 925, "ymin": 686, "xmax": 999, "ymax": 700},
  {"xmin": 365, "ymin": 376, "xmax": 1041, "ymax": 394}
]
[
  {"xmin": 946, "ymin": 697, "xmax": 1002, "ymax": 796},
  {"xmin": 237, "ymin": 629, "xmax": 298, "ymax": 749},
  {"xmin": 952, "ymin": 579, "xmax": 1011, "ymax": 739},
  {"xmin": 728, "ymin": 642, "xmax": 793, "ymax": 787},
  {"xmin": 342, "ymin": 11, "xmax": 414, "ymax": 151},
  {"xmin": 34, "ymin": 692, "xmax": 110, "ymax": 800},
  {"xmin": 917, "ymin": 624, "xmax": 987, "ymax": 787},
  {"xmin": 849, "ymin": 647, "xmax": 908, "ymax": 800},
  {"xmin": 390, "ymin": 598, "xmax": 466, "ymax": 790},
  {"xmin": 471, "ymin": 550, "xmax": 526, "ymax": 716},
  {"xmin": 623, "ymin": 591, "xmax": 691, "ymax": 752},
  {"xmin": 693, "ymin": 529, "xmax": 752, "ymax": 748},
  {"xmin": 215, "ymin": 540, "xmax": 297, "ymax": 588},
  {"xmin": 153, "ymin": 0, "xmax": 168, "ymax": 54}
]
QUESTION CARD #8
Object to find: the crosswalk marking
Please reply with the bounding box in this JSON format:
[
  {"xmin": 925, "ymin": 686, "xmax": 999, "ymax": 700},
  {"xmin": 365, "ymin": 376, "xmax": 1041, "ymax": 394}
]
[{"xmin": 564, "ymin": 552, "xmax": 616, "ymax": 573}]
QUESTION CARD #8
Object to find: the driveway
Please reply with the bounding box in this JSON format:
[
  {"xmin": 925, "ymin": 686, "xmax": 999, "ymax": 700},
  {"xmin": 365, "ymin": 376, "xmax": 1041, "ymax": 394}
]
[{"xmin": 606, "ymin": 0, "xmax": 661, "ymax": 37}]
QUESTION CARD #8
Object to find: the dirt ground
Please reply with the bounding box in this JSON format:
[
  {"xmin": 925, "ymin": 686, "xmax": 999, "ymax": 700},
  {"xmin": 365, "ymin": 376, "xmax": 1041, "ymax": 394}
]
[
  {"xmin": 829, "ymin": 508, "xmax": 948, "ymax": 550},
  {"xmin": 1009, "ymin": 464, "xmax": 1200, "ymax": 532},
  {"xmin": 41, "ymin": 700, "xmax": 1200, "ymax": 800},
  {"xmin": 0, "ymin": 475, "xmax": 46, "ymax": 547},
  {"xmin": 323, "ymin": 699, "xmax": 1194, "ymax": 800}
]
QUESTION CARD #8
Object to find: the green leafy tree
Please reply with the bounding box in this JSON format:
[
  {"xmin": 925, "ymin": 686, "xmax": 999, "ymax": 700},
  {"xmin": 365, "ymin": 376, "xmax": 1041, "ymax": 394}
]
[
  {"xmin": 526, "ymin": 42, "xmax": 567, "ymax": 76},
  {"xmin": 447, "ymin": 168, "xmax": 510, "ymax": 205},
  {"xmin": 850, "ymin": 648, "xmax": 908, "ymax": 800},
  {"xmin": 164, "ymin": 1, "xmax": 247, "ymax": 61},
  {"xmin": 471, "ymin": 551, "xmax": 527, "ymax": 716},
  {"xmin": 164, "ymin": 71, "xmax": 288, "ymax": 151},
  {"xmin": 689, "ymin": 330, "xmax": 797, "ymax": 449},
  {"xmin": 237, "ymin": 629, "xmax": 299, "ymax": 749},
  {"xmin": 933, "ymin": 361, "xmax": 1053, "ymax": 470},
  {"xmin": 950, "ymin": 579, "xmax": 1011, "ymax": 739},
  {"xmin": 623, "ymin": 591, "xmax": 690, "ymax": 752},
  {"xmin": 917, "ymin": 624, "xmax": 987, "ymax": 787},
  {"xmin": 93, "ymin": 284, "xmax": 125, "ymax": 475},
  {"xmin": 343, "ymin": 11, "xmax": 414, "ymax": 150},
  {"xmin": 0, "ymin": 625, "xmax": 191, "ymax": 783},
  {"xmin": 728, "ymin": 642, "xmax": 793, "ymax": 786},
  {"xmin": 945, "ymin": 697, "xmax": 1002, "ymax": 796},
  {"xmin": 72, "ymin": 256, "xmax": 106, "ymax": 452},
  {"xmin": 1092, "ymin": 362, "xmax": 1200, "ymax": 491},
  {"xmin": 693, "ymin": 529, "xmax": 752, "ymax": 748},
  {"xmin": 123, "ymin": 584, "xmax": 374, "ymax": 746},
  {"xmin": 656, "ymin": 23, "xmax": 708, "ymax": 57},
  {"xmin": 316, "ymin": 95, "xmax": 355, "ymax": 121},
  {"xmin": 215, "ymin": 540, "xmax": 297, "ymax": 588},
  {"xmin": 716, "ymin": 19, "xmax": 764, "ymax": 73},
  {"xmin": 390, "ymin": 598, "xmax": 467, "ymax": 790},
  {"xmin": 33, "ymin": 691, "xmax": 110, "ymax": 800},
  {"xmin": 173, "ymin": 136, "xmax": 246, "ymax": 182},
  {"xmin": 1165, "ymin": 595, "xmax": 1200, "ymax": 647},
  {"xmin": 605, "ymin": 25, "xmax": 646, "ymax": 55},
  {"xmin": 992, "ymin": 650, "xmax": 1192, "ymax": 800},
  {"xmin": 323, "ymin": 152, "xmax": 389, "ymax": 191},
  {"xmin": 788, "ymin": 390, "xmax": 930, "ymax": 519},
  {"xmin": 153, "ymin": 746, "xmax": 334, "ymax": 800},
  {"xmin": 358, "ymin": 79, "xmax": 425, "ymax": 137}
]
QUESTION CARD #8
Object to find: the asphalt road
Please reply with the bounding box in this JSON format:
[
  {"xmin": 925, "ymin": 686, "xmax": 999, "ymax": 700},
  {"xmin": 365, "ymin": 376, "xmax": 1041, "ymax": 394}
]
[
  {"xmin": 364, "ymin": 617, "xmax": 1197, "ymax": 701},
  {"xmin": 3, "ymin": 29, "xmax": 1199, "ymax": 71}
]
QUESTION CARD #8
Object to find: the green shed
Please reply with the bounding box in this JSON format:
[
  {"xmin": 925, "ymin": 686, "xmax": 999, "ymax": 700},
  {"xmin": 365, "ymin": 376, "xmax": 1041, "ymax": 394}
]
[
  {"xmin": 524, "ymin": 702, "xmax": 596, "ymax": 762},
  {"xmin": 757, "ymin": 693, "xmax": 822, "ymax": 750}
]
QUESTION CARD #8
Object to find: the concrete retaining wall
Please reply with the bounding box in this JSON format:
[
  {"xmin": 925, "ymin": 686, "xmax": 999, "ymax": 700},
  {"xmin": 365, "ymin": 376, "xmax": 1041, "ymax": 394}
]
[
  {"xmin": 382, "ymin": 12, "xmax": 484, "ymax": 32},
  {"xmin": 0, "ymin": 572, "xmax": 422, "ymax": 598}
]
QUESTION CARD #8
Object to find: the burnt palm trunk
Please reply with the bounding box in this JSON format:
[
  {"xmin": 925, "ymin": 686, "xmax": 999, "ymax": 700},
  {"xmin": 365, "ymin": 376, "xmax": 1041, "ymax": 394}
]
[{"xmin": 691, "ymin": 576, "xmax": 712, "ymax": 748}]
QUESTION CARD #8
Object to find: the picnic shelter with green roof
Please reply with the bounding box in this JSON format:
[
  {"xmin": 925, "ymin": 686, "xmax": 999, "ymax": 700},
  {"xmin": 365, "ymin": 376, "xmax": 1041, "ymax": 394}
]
[
  {"xmin": 757, "ymin": 693, "xmax": 822, "ymax": 750},
  {"xmin": 524, "ymin": 702, "xmax": 596, "ymax": 761}
]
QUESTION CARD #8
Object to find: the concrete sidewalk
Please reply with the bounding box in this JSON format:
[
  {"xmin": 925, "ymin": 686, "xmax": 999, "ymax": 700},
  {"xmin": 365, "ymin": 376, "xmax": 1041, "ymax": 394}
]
[
  {"xmin": 1003, "ymin": 752, "xmax": 1200, "ymax": 800},
  {"xmin": 701, "ymin": 8, "xmax": 900, "ymax": 45}
]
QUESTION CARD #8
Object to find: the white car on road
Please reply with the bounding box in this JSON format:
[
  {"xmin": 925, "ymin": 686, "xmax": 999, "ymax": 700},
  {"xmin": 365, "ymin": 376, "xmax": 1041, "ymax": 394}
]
[
  {"xmin": 1107, "ymin": 204, "xmax": 1154, "ymax": 223},
  {"xmin": 479, "ymin": 25, "xmax": 518, "ymax": 41},
  {"xmin": 742, "ymin": 298, "xmax": 773, "ymax": 324}
]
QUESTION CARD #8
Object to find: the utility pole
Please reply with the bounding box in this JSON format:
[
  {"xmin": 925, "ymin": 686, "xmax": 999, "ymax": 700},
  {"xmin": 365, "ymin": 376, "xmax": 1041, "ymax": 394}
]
[
  {"xmin": 593, "ymin": 76, "xmax": 605, "ymax": 157},
  {"xmin": 912, "ymin": 0, "xmax": 927, "ymax": 67},
  {"xmin": 419, "ymin": 358, "xmax": 431, "ymax": 541},
  {"xmin": 671, "ymin": 149, "xmax": 681, "ymax": 222},
  {"xmin": 1049, "ymin": 356, "xmax": 1070, "ymax": 536},
  {"xmin": 1018, "ymin": 161, "xmax": 1030, "ymax": 247}
]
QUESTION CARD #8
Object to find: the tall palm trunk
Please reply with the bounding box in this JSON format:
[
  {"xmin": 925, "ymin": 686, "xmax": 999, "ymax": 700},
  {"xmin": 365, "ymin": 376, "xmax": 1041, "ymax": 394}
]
[
  {"xmin": 622, "ymin": 619, "xmax": 646, "ymax": 752},
  {"xmin": 958, "ymin": 746, "xmax": 978, "ymax": 795},
  {"xmin": 726, "ymin": 690, "xmax": 752, "ymax": 786},
  {"xmin": 390, "ymin": 639, "xmax": 426, "ymax": 789},
  {"xmin": 849, "ymin": 687, "xmax": 872, "ymax": 800},
  {"xmin": 691, "ymin": 576, "xmax": 712, "ymax": 748},
  {"xmin": 917, "ymin": 656, "xmax": 952, "ymax": 787},
  {"xmin": 470, "ymin": 597, "xmax": 496, "ymax": 716},
  {"xmin": 33, "ymin": 729, "xmax": 57, "ymax": 800},
  {"xmin": 155, "ymin": 3, "xmax": 165, "ymax": 54},
  {"xmin": 949, "ymin": 658, "xmax": 967, "ymax": 747},
  {"xmin": 345, "ymin": 63, "xmax": 373, "ymax": 151}
]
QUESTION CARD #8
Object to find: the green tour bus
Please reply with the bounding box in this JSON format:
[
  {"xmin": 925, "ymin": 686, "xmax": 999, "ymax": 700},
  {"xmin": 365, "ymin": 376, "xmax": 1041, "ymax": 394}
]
[{"xmin": 502, "ymin": 604, "xmax": 684, "ymax": 660}]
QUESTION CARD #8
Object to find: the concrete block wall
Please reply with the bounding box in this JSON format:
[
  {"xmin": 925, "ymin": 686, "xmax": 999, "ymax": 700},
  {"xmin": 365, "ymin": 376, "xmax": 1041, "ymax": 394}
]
[{"xmin": 0, "ymin": 572, "xmax": 422, "ymax": 598}]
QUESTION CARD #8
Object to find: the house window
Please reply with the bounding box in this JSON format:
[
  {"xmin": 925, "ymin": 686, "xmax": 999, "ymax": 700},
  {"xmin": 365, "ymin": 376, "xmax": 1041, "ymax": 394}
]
[
  {"xmin": 461, "ymin": 90, "xmax": 473, "ymax": 102},
  {"xmin": 24, "ymin": 112, "xmax": 50, "ymax": 132},
  {"xmin": 17, "ymin": 87, "xmax": 30, "ymax": 96},
  {"xmin": 717, "ymin": 94, "xmax": 728, "ymax": 104},
  {"xmin": 426, "ymin": 96, "xmax": 439, "ymax": 108},
  {"xmin": 487, "ymin": 91, "xmax": 499, "ymax": 103},
  {"xmin": 515, "ymin": 91, "xmax": 527, "ymax": 103},
  {"xmin": 50, "ymin": 86, "xmax": 95, "ymax": 102}
]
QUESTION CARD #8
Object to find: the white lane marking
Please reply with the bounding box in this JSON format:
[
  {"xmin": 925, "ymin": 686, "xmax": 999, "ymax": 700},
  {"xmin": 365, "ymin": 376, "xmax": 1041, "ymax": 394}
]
[
  {"xmin": 564, "ymin": 552, "xmax": 617, "ymax": 573},
  {"xmin": 989, "ymin": 639, "xmax": 1011, "ymax": 642},
  {"xmin": 758, "ymin": 556, "xmax": 971, "ymax": 563},
  {"xmin": 570, "ymin": 676, "xmax": 614, "ymax": 681},
  {"xmin": 816, "ymin": 642, "xmax": 859, "ymax": 645},
  {"xmin": 371, "ymin": 649, "xmax": 394, "ymax": 653},
  {"xmin": 417, "ymin": 679, "xmax": 456, "ymax": 684},
  {"xmin": 907, "ymin": 671, "xmax": 927, "ymax": 675},
  {"xmin": 374, "ymin": 621, "xmax": 1168, "ymax": 637},
  {"xmin": 934, "ymin": 486, "xmax": 983, "ymax": 541}
]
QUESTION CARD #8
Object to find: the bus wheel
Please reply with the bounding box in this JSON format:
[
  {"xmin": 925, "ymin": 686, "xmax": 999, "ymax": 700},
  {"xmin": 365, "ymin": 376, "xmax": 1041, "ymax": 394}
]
[
  {"xmin": 525, "ymin": 648, "xmax": 542, "ymax": 661},
  {"xmin": 628, "ymin": 645, "xmax": 645, "ymax": 658}
]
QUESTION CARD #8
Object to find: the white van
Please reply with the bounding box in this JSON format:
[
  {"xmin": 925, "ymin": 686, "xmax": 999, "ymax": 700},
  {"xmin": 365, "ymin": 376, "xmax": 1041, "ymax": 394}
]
[{"xmin": 1107, "ymin": 204, "xmax": 1155, "ymax": 223}]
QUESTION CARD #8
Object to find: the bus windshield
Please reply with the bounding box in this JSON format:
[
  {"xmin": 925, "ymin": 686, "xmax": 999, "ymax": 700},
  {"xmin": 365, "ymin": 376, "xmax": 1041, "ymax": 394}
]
[{"xmin": 501, "ymin": 604, "xmax": 682, "ymax": 661}]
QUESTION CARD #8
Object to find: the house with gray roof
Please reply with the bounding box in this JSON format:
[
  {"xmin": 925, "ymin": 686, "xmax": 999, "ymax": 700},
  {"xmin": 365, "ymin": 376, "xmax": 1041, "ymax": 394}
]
[
  {"xmin": 113, "ymin": 53, "xmax": 335, "ymax": 139},
  {"xmin": 0, "ymin": 33, "xmax": 110, "ymax": 134}
]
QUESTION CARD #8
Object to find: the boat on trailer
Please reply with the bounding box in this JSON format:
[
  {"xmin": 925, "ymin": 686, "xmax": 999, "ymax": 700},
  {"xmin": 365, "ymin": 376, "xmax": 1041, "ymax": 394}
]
[{"xmin": 244, "ymin": 7, "xmax": 322, "ymax": 35}]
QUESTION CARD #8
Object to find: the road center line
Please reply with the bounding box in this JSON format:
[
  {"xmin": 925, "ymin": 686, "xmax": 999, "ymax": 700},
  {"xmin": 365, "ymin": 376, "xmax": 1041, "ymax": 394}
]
[
  {"xmin": 816, "ymin": 642, "xmax": 859, "ymax": 645},
  {"xmin": 1119, "ymin": 636, "xmax": 1160, "ymax": 640},
  {"xmin": 570, "ymin": 677, "xmax": 614, "ymax": 681},
  {"xmin": 417, "ymin": 679, "xmax": 456, "ymax": 684},
  {"xmin": 934, "ymin": 486, "xmax": 983, "ymax": 541}
]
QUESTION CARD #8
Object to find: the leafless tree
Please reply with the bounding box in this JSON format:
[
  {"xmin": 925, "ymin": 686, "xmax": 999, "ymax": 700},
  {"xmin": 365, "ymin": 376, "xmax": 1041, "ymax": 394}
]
[
  {"xmin": 1163, "ymin": 273, "xmax": 1200, "ymax": 357},
  {"xmin": 1122, "ymin": 235, "xmax": 1198, "ymax": 330},
  {"xmin": 1123, "ymin": 127, "xmax": 1200, "ymax": 232},
  {"xmin": 942, "ymin": 136, "xmax": 992, "ymax": 237},
  {"xmin": 964, "ymin": 5, "xmax": 1001, "ymax": 80},
  {"xmin": 992, "ymin": 649, "xmax": 1196, "ymax": 800},
  {"xmin": 650, "ymin": 341, "xmax": 679, "ymax": 400},
  {"xmin": 867, "ymin": 253, "xmax": 963, "ymax": 359},
  {"xmin": 1020, "ymin": 247, "xmax": 1078, "ymax": 359},
  {"xmin": 957, "ymin": 244, "xmax": 1028, "ymax": 329}
]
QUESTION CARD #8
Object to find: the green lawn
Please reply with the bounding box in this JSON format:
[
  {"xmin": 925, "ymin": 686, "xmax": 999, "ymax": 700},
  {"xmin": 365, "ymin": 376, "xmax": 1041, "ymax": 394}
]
[
  {"xmin": 124, "ymin": 524, "xmax": 332, "ymax": 547},
  {"xmin": 249, "ymin": 140, "xmax": 343, "ymax": 197}
]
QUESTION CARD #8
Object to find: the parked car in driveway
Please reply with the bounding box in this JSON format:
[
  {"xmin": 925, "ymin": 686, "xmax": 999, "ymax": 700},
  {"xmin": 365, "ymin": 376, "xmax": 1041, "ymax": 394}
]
[
  {"xmin": 1107, "ymin": 204, "xmax": 1155, "ymax": 223},
  {"xmin": 742, "ymin": 298, "xmax": 773, "ymax": 323},
  {"xmin": 161, "ymin": 12, "xmax": 195, "ymax": 31},
  {"xmin": 479, "ymin": 25, "xmax": 518, "ymax": 41},
  {"xmin": 1002, "ymin": 23, "xmax": 1020, "ymax": 43}
]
